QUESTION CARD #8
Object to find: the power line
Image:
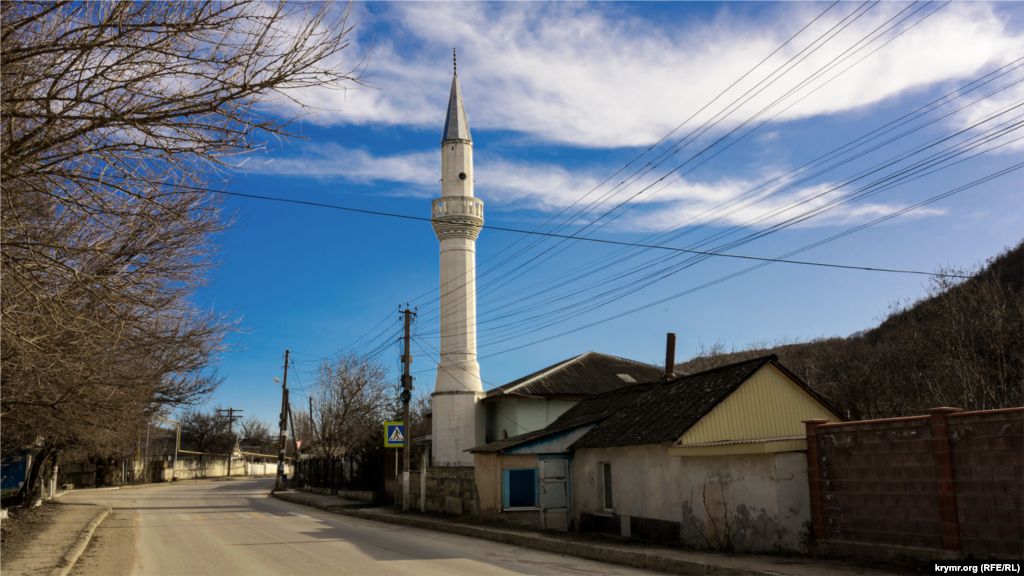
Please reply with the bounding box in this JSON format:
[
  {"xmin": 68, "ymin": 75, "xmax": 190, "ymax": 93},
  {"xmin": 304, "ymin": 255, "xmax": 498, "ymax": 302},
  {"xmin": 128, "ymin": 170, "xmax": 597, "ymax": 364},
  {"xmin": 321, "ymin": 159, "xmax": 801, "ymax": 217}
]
[
  {"xmin": 126, "ymin": 179, "xmax": 1012, "ymax": 282},
  {"xmin": 422, "ymin": 85, "xmax": 1024, "ymax": 342},
  {"xmin": 413, "ymin": 1, "xmax": 961, "ymax": 334}
]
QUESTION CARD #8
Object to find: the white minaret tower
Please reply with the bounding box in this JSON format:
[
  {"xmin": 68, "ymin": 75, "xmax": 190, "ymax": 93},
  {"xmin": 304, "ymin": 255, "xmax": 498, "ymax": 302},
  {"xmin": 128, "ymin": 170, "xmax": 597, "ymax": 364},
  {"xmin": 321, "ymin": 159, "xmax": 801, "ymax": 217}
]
[{"xmin": 431, "ymin": 54, "xmax": 485, "ymax": 467}]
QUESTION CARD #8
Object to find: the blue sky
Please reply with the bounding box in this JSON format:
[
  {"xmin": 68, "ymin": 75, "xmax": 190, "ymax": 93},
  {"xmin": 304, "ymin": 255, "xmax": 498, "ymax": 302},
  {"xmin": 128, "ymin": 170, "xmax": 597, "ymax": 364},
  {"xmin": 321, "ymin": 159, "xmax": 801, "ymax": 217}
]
[{"xmin": 193, "ymin": 1, "xmax": 1024, "ymax": 425}]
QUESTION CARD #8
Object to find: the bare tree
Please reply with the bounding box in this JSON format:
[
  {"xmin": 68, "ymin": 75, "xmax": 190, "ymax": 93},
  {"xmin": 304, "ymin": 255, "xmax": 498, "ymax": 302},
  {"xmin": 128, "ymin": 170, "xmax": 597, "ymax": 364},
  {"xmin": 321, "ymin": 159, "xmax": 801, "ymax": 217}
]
[
  {"xmin": 0, "ymin": 1, "xmax": 364, "ymax": 503},
  {"xmin": 309, "ymin": 353, "xmax": 394, "ymax": 457},
  {"xmin": 237, "ymin": 416, "xmax": 274, "ymax": 454},
  {"xmin": 179, "ymin": 408, "xmax": 229, "ymax": 454}
]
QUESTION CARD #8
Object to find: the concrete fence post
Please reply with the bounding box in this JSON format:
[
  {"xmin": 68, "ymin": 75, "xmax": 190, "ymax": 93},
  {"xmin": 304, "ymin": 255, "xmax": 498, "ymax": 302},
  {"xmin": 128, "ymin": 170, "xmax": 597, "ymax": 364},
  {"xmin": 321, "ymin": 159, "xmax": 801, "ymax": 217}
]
[
  {"xmin": 925, "ymin": 407, "xmax": 963, "ymax": 552},
  {"xmin": 802, "ymin": 419, "xmax": 830, "ymax": 543},
  {"xmin": 420, "ymin": 457, "xmax": 427, "ymax": 512}
]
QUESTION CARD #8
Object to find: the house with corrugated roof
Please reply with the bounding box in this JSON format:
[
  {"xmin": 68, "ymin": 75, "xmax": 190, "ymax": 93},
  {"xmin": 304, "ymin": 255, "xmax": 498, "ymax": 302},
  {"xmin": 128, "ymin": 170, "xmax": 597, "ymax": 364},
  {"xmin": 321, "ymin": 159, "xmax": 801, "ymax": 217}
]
[
  {"xmin": 481, "ymin": 351, "xmax": 662, "ymax": 443},
  {"xmin": 468, "ymin": 351, "xmax": 842, "ymax": 552},
  {"xmin": 470, "ymin": 384, "xmax": 647, "ymax": 529}
]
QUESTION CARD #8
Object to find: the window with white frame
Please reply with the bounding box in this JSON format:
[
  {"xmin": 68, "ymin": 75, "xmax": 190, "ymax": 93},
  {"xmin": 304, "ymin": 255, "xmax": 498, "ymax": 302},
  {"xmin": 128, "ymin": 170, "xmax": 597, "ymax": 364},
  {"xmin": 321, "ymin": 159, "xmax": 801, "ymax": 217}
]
[
  {"xmin": 502, "ymin": 468, "xmax": 538, "ymax": 509},
  {"xmin": 602, "ymin": 462, "xmax": 613, "ymax": 510}
]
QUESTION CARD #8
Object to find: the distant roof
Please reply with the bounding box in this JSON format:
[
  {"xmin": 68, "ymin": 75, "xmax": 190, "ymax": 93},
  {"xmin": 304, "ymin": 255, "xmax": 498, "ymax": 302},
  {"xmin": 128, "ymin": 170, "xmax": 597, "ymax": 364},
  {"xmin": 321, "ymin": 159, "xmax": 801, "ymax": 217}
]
[
  {"xmin": 442, "ymin": 73, "xmax": 472, "ymax": 143},
  {"xmin": 469, "ymin": 384, "xmax": 651, "ymax": 453},
  {"xmin": 483, "ymin": 351, "xmax": 663, "ymax": 402},
  {"xmin": 570, "ymin": 355, "xmax": 826, "ymax": 450}
]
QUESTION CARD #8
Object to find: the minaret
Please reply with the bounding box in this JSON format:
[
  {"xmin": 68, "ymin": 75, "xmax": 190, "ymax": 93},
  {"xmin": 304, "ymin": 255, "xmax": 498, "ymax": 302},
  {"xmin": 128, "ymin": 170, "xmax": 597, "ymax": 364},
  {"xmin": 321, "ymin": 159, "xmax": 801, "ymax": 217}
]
[{"xmin": 431, "ymin": 54, "xmax": 485, "ymax": 467}]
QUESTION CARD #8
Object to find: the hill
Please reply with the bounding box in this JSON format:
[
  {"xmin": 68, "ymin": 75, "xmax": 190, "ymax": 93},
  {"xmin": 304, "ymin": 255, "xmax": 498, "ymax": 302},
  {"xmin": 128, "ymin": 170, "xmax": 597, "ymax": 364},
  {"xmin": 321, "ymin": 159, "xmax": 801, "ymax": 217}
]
[{"xmin": 676, "ymin": 241, "xmax": 1023, "ymax": 420}]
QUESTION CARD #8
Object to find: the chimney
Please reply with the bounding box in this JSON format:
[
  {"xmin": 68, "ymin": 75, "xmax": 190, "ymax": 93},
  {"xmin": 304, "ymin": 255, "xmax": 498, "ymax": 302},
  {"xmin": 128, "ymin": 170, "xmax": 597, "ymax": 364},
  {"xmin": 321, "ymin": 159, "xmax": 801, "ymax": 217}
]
[{"xmin": 664, "ymin": 333, "xmax": 676, "ymax": 380}]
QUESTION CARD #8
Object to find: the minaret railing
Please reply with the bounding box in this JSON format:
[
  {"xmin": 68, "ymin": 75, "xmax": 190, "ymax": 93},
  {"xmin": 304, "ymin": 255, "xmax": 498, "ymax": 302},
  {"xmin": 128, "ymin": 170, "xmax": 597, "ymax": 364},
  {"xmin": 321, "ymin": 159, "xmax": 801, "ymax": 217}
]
[{"xmin": 431, "ymin": 197, "xmax": 484, "ymax": 241}]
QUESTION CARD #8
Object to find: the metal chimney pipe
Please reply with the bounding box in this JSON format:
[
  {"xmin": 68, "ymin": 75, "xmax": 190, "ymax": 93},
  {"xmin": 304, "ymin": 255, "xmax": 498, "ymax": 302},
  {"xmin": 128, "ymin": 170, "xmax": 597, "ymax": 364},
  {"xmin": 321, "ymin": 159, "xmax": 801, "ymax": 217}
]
[{"xmin": 664, "ymin": 333, "xmax": 676, "ymax": 379}]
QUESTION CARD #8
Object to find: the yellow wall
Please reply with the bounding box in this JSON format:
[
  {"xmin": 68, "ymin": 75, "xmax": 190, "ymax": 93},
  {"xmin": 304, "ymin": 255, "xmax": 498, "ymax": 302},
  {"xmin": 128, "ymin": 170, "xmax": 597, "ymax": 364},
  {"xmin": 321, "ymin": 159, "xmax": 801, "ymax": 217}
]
[
  {"xmin": 675, "ymin": 363, "xmax": 840, "ymax": 446},
  {"xmin": 474, "ymin": 452, "xmax": 538, "ymax": 512}
]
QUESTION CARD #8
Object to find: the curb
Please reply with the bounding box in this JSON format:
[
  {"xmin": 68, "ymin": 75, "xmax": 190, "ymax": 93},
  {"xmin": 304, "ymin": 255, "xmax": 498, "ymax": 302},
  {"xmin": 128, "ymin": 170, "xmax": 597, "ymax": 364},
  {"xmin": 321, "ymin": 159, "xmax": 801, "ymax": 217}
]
[
  {"xmin": 270, "ymin": 492, "xmax": 775, "ymax": 576},
  {"xmin": 48, "ymin": 506, "xmax": 110, "ymax": 576},
  {"xmin": 271, "ymin": 491, "xmax": 376, "ymax": 512}
]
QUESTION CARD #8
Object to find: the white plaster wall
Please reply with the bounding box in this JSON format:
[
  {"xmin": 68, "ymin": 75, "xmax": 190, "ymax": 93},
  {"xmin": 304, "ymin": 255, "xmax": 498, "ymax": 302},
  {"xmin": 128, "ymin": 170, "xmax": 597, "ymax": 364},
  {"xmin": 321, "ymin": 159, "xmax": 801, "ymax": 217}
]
[
  {"xmin": 486, "ymin": 398, "xmax": 579, "ymax": 441},
  {"xmin": 441, "ymin": 141, "xmax": 473, "ymax": 198},
  {"xmin": 574, "ymin": 445, "xmax": 683, "ymax": 524},
  {"xmin": 773, "ymin": 451, "xmax": 810, "ymax": 553},
  {"xmin": 572, "ymin": 446, "xmax": 810, "ymax": 553},
  {"xmin": 432, "ymin": 391, "xmax": 484, "ymax": 466},
  {"xmin": 486, "ymin": 399, "xmax": 518, "ymax": 442},
  {"xmin": 517, "ymin": 399, "xmax": 577, "ymax": 434},
  {"xmin": 437, "ymin": 236, "xmax": 480, "ymax": 390}
]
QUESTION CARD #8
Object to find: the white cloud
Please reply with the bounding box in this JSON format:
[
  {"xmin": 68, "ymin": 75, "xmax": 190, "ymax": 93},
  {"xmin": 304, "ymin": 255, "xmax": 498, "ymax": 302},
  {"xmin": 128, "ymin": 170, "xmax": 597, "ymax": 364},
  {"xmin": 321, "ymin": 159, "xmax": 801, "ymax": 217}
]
[
  {"xmin": 252, "ymin": 143, "xmax": 948, "ymax": 231},
  {"xmin": 295, "ymin": 2, "xmax": 1024, "ymax": 148},
  {"xmin": 250, "ymin": 143, "xmax": 437, "ymax": 191}
]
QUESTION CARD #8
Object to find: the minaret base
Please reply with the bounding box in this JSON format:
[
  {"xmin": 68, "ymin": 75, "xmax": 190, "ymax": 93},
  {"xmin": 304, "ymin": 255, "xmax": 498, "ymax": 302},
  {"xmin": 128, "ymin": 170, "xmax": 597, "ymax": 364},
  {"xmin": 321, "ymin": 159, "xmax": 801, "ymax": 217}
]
[{"xmin": 431, "ymin": 390, "xmax": 485, "ymax": 466}]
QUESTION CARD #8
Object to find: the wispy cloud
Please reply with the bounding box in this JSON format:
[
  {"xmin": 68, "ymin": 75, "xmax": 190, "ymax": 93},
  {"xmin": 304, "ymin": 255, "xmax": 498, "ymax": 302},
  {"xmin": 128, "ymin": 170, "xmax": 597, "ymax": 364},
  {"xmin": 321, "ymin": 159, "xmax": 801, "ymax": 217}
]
[
  {"xmin": 251, "ymin": 143, "xmax": 436, "ymax": 192},
  {"xmin": 297, "ymin": 2, "xmax": 1024, "ymax": 148},
  {"xmin": 252, "ymin": 143, "xmax": 947, "ymax": 231}
]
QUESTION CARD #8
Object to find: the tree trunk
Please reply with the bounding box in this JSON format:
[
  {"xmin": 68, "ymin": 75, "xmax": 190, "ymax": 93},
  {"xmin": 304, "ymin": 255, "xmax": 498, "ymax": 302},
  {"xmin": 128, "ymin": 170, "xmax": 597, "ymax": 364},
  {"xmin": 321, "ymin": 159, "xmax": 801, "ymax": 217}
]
[{"xmin": 19, "ymin": 443, "xmax": 56, "ymax": 507}]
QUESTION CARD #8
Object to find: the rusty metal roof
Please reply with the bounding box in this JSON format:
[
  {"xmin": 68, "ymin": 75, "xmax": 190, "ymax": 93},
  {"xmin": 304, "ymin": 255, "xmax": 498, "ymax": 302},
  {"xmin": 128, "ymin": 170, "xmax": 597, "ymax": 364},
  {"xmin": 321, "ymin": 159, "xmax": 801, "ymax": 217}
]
[
  {"xmin": 569, "ymin": 355, "xmax": 778, "ymax": 450},
  {"xmin": 483, "ymin": 351, "xmax": 662, "ymax": 401}
]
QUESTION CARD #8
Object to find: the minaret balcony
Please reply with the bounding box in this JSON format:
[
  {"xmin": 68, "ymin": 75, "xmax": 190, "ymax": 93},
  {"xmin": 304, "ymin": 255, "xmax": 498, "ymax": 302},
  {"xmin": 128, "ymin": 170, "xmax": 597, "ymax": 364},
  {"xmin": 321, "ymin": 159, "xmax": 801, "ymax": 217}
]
[{"xmin": 431, "ymin": 197, "xmax": 484, "ymax": 241}]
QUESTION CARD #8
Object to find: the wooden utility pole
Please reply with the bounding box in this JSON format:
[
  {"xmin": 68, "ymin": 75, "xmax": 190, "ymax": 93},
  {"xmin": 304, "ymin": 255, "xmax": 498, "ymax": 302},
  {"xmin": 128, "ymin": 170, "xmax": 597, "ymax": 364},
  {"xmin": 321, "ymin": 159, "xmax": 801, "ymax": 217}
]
[
  {"xmin": 288, "ymin": 403, "xmax": 300, "ymax": 462},
  {"xmin": 309, "ymin": 396, "xmax": 316, "ymax": 445},
  {"xmin": 276, "ymin": 349, "xmax": 290, "ymax": 491},
  {"xmin": 400, "ymin": 307, "xmax": 415, "ymax": 511},
  {"xmin": 216, "ymin": 407, "xmax": 243, "ymax": 475}
]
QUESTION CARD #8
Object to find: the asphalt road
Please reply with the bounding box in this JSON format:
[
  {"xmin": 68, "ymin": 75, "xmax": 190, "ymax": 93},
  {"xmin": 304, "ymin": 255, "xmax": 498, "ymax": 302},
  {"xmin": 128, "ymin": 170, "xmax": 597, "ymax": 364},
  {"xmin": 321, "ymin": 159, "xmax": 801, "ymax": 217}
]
[{"xmin": 62, "ymin": 478, "xmax": 659, "ymax": 576}]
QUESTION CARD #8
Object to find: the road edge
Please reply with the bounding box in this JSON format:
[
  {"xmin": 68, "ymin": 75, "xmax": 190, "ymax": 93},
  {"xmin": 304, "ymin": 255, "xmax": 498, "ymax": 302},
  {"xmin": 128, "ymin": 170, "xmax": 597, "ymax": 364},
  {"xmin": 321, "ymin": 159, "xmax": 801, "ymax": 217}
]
[
  {"xmin": 270, "ymin": 491, "xmax": 775, "ymax": 576},
  {"xmin": 48, "ymin": 506, "xmax": 110, "ymax": 576},
  {"xmin": 53, "ymin": 474, "xmax": 279, "ymax": 499}
]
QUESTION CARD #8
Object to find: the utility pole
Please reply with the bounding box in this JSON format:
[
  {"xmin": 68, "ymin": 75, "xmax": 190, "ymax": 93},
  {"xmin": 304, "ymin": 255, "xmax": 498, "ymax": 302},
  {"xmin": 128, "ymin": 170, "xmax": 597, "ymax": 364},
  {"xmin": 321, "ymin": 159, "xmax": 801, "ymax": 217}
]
[
  {"xmin": 288, "ymin": 403, "xmax": 300, "ymax": 463},
  {"xmin": 276, "ymin": 349, "xmax": 290, "ymax": 491},
  {"xmin": 400, "ymin": 306, "xmax": 416, "ymax": 511},
  {"xmin": 309, "ymin": 396, "xmax": 316, "ymax": 445},
  {"xmin": 216, "ymin": 408, "xmax": 243, "ymax": 476}
]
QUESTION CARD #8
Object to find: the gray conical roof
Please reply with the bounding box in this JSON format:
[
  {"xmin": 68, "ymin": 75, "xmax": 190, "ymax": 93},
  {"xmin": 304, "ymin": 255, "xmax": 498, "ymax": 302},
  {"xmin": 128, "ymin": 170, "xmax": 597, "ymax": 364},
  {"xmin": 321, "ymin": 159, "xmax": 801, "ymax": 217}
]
[{"xmin": 442, "ymin": 74, "xmax": 472, "ymax": 143}]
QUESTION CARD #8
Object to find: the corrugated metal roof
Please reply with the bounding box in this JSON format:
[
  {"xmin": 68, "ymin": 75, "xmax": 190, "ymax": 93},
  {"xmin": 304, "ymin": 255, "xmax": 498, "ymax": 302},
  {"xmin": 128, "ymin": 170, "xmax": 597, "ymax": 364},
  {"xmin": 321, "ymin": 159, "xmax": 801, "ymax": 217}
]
[
  {"xmin": 569, "ymin": 356, "xmax": 777, "ymax": 450},
  {"xmin": 483, "ymin": 351, "xmax": 663, "ymax": 401}
]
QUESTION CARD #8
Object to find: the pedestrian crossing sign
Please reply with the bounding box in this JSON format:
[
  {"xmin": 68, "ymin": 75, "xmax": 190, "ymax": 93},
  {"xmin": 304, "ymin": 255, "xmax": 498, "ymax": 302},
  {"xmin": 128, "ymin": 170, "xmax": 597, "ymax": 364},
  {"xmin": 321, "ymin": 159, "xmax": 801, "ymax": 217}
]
[{"xmin": 385, "ymin": 422, "xmax": 404, "ymax": 448}]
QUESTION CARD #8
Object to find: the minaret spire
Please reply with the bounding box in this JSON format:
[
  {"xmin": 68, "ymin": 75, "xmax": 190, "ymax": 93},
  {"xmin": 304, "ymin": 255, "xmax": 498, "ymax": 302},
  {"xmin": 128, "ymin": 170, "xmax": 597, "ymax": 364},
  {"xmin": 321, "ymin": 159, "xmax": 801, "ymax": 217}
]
[{"xmin": 442, "ymin": 62, "xmax": 471, "ymax": 143}]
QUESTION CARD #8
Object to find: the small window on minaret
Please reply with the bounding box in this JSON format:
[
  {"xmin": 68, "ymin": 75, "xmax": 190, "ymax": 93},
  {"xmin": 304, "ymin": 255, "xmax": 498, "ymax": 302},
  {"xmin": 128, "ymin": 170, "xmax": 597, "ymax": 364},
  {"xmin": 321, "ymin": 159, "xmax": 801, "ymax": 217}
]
[
  {"xmin": 459, "ymin": 172, "xmax": 467, "ymax": 180},
  {"xmin": 502, "ymin": 430, "xmax": 508, "ymax": 439}
]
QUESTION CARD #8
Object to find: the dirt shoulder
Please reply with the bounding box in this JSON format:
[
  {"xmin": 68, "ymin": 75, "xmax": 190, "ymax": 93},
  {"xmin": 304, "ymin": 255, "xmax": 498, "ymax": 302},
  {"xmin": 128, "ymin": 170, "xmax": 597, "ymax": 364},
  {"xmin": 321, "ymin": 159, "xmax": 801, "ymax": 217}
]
[
  {"xmin": 1, "ymin": 501, "xmax": 62, "ymax": 566},
  {"xmin": 2, "ymin": 500, "xmax": 110, "ymax": 576}
]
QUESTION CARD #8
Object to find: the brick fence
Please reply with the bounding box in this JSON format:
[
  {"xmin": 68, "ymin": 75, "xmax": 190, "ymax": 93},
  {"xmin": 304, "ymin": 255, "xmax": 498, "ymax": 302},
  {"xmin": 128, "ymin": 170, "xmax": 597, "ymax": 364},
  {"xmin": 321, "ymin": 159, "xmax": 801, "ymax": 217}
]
[{"xmin": 804, "ymin": 407, "xmax": 1023, "ymax": 559}]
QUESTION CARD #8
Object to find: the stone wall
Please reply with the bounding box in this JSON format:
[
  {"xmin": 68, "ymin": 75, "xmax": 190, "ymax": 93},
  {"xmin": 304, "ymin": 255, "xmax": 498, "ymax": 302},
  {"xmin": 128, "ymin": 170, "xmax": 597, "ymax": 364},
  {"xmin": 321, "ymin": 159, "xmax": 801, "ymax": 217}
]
[
  {"xmin": 423, "ymin": 466, "xmax": 479, "ymax": 516},
  {"xmin": 947, "ymin": 409, "xmax": 1023, "ymax": 557},
  {"xmin": 806, "ymin": 407, "xmax": 1023, "ymax": 560}
]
